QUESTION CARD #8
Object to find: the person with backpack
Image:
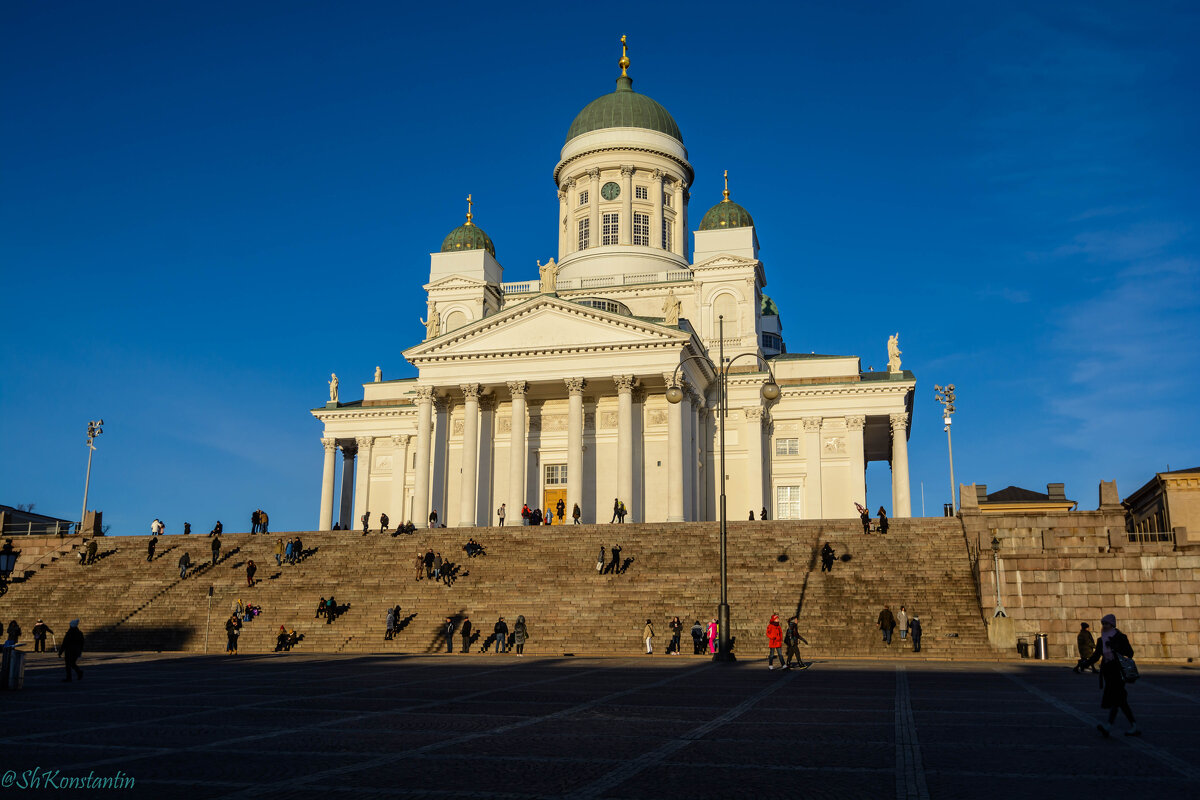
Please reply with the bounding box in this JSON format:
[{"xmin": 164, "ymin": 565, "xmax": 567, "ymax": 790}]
[
  {"xmin": 32, "ymin": 619, "xmax": 53, "ymax": 653},
  {"xmin": 1083, "ymin": 614, "xmax": 1140, "ymax": 737},
  {"xmin": 178, "ymin": 551, "xmax": 191, "ymax": 579},
  {"xmin": 766, "ymin": 614, "xmax": 785, "ymax": 670},
  {"xmin": 690, "ymin": 620, "xmax": 705, "ymax": 654},
  {"xmin": 909, "ymin": 614, "xmax": 922, "ymax": 652},
  {"xmin": 617, "ymin": 500, "xmax": 627, "ymax": 523},
  {"xmin": 497, "ymin": 504, "xmax": 506, "ymax": 526},
  {"xmin": 259, "ymin": 510, "xmax": 269, "ymax": 534},
  {"xmin": 820, "ymin": 542, "xmax": 835, "ymax": 572}
]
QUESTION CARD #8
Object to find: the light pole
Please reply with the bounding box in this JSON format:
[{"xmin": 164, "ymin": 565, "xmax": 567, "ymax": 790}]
[
  {"xmin": 80, "ymin": 419, "xmax": 104, "ymax": 534},
  {"xmin": 990, "ymin": 534, "xmax": 1007, "ymax": 618},
  {"xmin": 934, "ymin": 385, "xmax": 956, "ymax": 513},
  {"xmin": 666, "ymin": 315, "xmax": 780, "ymax": 662}
]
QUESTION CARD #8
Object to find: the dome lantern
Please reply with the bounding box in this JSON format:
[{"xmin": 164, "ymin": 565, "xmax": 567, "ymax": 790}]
[{"xmin": 564, "ymin": 36, "xmax": 683, "ymax": 144}]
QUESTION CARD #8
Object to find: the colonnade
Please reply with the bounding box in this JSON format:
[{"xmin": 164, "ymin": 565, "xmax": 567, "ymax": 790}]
[{"xmin": 556, "ymin": 168, "xmax": 687, "ymax": 260}]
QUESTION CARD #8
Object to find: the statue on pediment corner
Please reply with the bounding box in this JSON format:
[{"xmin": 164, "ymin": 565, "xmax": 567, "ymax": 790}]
[
  {"xmin": 421, "ymin": 305, "xmax": 441, "ymax": 340},
  {"xmin": 538, "ymin": 258, "xmax": 558, "ymax": 294},
  {"xmin": 662, "ymin": 292, "xmax": 681, "ymax": 326},
  {"xmin": 328, "ymin": 373, "xmax": 339, "ymax": 403},
  {"xmin": 887, "ymin": 333, "xmax": 902, "ymax": 373}
]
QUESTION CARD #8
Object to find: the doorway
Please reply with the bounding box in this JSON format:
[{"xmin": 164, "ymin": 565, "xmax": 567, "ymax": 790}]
[{"xmin": 543, "ymin": 464, "xmax": 567, "ymax": 524}]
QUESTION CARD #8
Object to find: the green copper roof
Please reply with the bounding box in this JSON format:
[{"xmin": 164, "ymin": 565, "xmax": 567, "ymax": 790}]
[
  {"xmin": 566, "ymin": 75, "xmax": 682, "ymax": 144},
  {"xmin": 440, "ymin": 222, "xmax": 495, "ymax": 258},
  {"xmin": 761, "ymin": 295, "xmax": 778, "ymax": 316},
  {"xmin": 698, "ymin": 199, "xmax": 754, "ymax": 231}
]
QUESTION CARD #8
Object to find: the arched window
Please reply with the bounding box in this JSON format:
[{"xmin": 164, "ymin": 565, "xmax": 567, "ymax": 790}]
[
  {"xmin": 712, "ymin": 293, "xmax": 739, "ymax": 336},
  {"xmin": 577, "ymin": 298, "xmax": 632, "ymax": 316},
  {"xmin": 443, "ymin": 310, "xmax": 468, "ymax": 332}
]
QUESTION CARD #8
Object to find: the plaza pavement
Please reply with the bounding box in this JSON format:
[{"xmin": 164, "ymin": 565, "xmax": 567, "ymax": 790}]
[{"xmin": 1, "ymin": 652, "xmax": 1198, "ymax": 799}]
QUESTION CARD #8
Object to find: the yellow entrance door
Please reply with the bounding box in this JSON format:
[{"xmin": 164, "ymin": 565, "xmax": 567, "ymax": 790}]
[{"xmin": 543, "ymin": 488, "xmax": 567, "ymax": 524}]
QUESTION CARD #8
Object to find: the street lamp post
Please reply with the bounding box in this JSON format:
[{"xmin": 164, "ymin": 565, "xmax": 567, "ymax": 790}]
[
  {"xmin": 934, "ymin": 385, "xmax": 956, "ymax": 513},
  {"xmin": 666, "ymin": 316, "xmax": 779, "ymax": 662},
  {"xmin": 80, "ymin": 419, "xmax": 104, "ymax": 534},
  {"xmin": 990, "ymin": 534, "xmax": 1007, "ymax": 618}
]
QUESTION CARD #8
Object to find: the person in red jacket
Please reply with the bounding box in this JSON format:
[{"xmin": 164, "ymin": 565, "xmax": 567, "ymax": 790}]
[{"xmin": 766, "ymin": 613, "xmax": 785, "ymax": 670}]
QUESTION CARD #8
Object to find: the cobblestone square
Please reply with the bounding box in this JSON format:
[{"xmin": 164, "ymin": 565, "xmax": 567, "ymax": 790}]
[{"xmin": 1, "ymin": 653, "xmax": 1198, "ymax": 799}]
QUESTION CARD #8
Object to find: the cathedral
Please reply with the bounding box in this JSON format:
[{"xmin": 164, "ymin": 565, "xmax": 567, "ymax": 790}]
[{"xmin": 312, "ymin": 41, "xmax": 915, "ymax": 529}]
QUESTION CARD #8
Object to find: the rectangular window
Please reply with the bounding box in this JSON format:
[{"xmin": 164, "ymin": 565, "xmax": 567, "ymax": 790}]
[
  {"xmin": 602, "ymin": 212, "xmax": 619, "ymax": 245},
  {"xmin": 775, "ymin": 437, "xmax": 799, "ymax": 456},
  {"xmin": 635, "ymin": 185, "xmax": 648, "ymax": 200},
  {"xmin": 633, "ymin": 212, "xmax": 649, "ymax": 246},
  {"xmin": 664, "ymin": 192, "xmax": 672, "ymax": 208},
  {"xmin": 662, "ymin": 217, "xmax": 673, "ymax": 251},
  {"xmin": 577, "ymin": 218, "xmax": 590, "ymax": 250},
  {"xmin": 579, "ymin": 190, "xmax": 589, "ymax": 206},
  {"xmin": 777, "ymin": 485, "xmax": 802, "ymax": 520},
  {"xmin": 544, "ymin": 464, "xmax": 567, "ymax": 485}
]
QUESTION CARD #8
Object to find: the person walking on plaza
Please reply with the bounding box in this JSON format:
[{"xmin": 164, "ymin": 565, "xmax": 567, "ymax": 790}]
[
  {"xmin": 643, "ymin": 619, "xmax": 654, "ymax": 654},
  {"xmin": 380, "ymin": 512, "xmax": 389, "ymax": 534},
  {"xmin": 573, "ymin": 503, "xmax": 582, "ymax": 524},
  {"xmin": 820, "ymin": 542, "xmax": 835, "ymax": 572},
  {"xmin": 513, "ymin": 615, "xmax": 529, "ymax": 656},
  {"xmin": 275, "ymin": 538, "xmax": 284, "ymax": 567},
  {"xmin": 909, "ymin": 614, "xmax": 922, "ymax": 652},
  {"xmin": 245, "ymin": 559, "xmax": 257, "ymax": 587},
  {"xmin": 147, "ymin": 536, "xmax": 157, "ymax": 562},
  {"xmin": 178, "ymin": 551, "xmax": 191, "ymax": 579},
  {"xmin": 784, "ymin": 617, "xmax": 808, "ymax": 669},
  {"xmin": 897, "ymin": 606, "xmax": 909, "ymax": 641},
  {"xmin": 1074, "ymin": 622, "xmax": 1099, "ymax": 673},
  {"xmin": 32, "ymin": 619, "xmax": 53, "ymax": 653},
  {"xmin": 428, "ymin": 509, "xmax": 438, "ymax": 528},
  {"xmin": 59, "ymin": 620, "xmax": 84, "ymax": 682},
  {"xmin": 878, "ymin": 606, "xmax": 896, "ymax": 645},
  {"xmin": 211, "ymin": 534, "xmax": 221, "ymax": 565},
  {"xmin": 497, "ymin": 503, "xmax": 506, "ymax": 526},
  {"xmin": 707, "ymin": 618, "xmax": 719, "ymax": 654},
  {"xmin": 385, "ymin": 608, "xmax": 395, "ymax": 640},
  {"xmin": 766, "ymin": 613, "xmax": 785, "ymax": 669},
  {"xmin": 444, "ymin": 618, "xmax": 455, "ymax": 653},
  {"xmin": 225, "ymin": 615, "xmax": 241, "ymax": 654},
  {"xmin": 361, "ymin": 512, "xmax": 370, "ymax": 535},
  {"xmin": 493, "ymin": 617, "xmax": 508, "ymax": 653},
  {"xmin": 1083, "ymin": 614, "xmax": 1140, "ymax": 737},
  {"xmin": 668, "ymin": 616, "xmax": 683, "ymax": 655},
  {"xmin": 691, "ymin": 620, "xmax": 704, "ymax": 654},
  {"xmin": 877, "ymin": 507, "xmax": 889, "ymax": 535},
  {"xmin": 461, "ymin": 616, "xmax": 472, "ymax": 652}
]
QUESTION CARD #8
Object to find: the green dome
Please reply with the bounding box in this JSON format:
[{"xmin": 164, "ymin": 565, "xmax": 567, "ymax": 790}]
[
  {"xmin": 761, "ymin": 295, "xmax": 779, "ymax": 316},
  {"xmin": 440, "ymin": 222, "xmax": 495, "ymax": 258},
  {"xmin": 699, "ymin": 198, "xmax": 755, "ymax": 231},
  {"xmin": 566, "ymin": 75, "xmax": 682, "ymax": 144}
]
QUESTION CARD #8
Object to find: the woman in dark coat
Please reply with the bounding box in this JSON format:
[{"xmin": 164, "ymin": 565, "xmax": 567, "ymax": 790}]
[
  {"xmin": 1083, "ymin": 614, "xmax": 1139, "ymax": 737},
  {"xmin": 512, "ymin": 615, "xmax": 529, "ymax": 656},
  {"xmin": 877, "ymin": 507, "xmax": 889, "ymax": 534},
  {"xmin": 225, "ymin": 615, "xmax": 241, "ymax": 655}
]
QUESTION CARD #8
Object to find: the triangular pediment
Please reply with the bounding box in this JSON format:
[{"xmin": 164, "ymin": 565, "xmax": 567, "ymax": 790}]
[
  {"xmin": 423, "ymin": 275, "xmax": 489, "ymax": 291},
  {"xmin": 692, "ymin": 253, "xmax": 760, "ymax": 271},
  {"xmin": 404, "ymin": 295, "xmax": 689, "ymax": 362}
]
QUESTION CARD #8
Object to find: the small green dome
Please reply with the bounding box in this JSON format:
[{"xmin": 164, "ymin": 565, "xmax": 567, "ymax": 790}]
[
  {"xmin": 761, "ymin": 295, "xmax": 779, "ymax": 316},
  {"xmin": 440, "ymin": 222, "xmax": 495, "ymax": 258},
  {"xmin": 699, "ymin": 198, "xmax": 754, "ymax": 231},
  {"xmin": 566, "ymin": 75, "xmax": 682, "ymax": 144}
]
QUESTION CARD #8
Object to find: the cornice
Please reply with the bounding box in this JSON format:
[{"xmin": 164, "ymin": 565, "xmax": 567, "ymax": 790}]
[
  {"xmin": 312, "ymin": 408, "xmax": 418, "ymax": 423},
  {"xmin": 554, "ymin": 145, "xmax": 693, "ymax": 185}
]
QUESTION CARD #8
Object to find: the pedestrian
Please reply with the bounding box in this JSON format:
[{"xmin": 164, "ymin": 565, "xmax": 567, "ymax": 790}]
[
  {"xmin": 259, "ymin": 510, "xmax": 269, "ymax": 534},
  {"xmin": 32, "ymin": 619, "xmax": 53, "ymax": 653},
  {"xmin": 820, "ymin": 542, "xmax": 835, "ymax": 572},
  {"xmin": 246, "ymin": 559, "xmax": 257, "ymax": 587},
  {"xmin": 251, "ymin": 509, "xmax": 260, "ymax": 534},
  {"xmin": 4, "ymin": 619, "xmax": 21, "ymax": 647},
  {"xmin": 766, "ymin": 613, "xmax": 784, "ymax": 669},
  {"xmin": 275, "ymin": 538, "xmax": 284, "ymax": 567},
  {"xmin": 183, "ymin": 522, "xmax": 190, "ymax": 535},
  {"xmin": 618, "ymin": 500, "xmax": 627, "ymax": 523},
  {"xmin": 316, "ymin": 597, "xmax": 327, "ymax": 619},
  {"xmin": 444, "ymin": 618, "xmax": 455, "ymax": 653},
  {"xmin": 225, "ymin": 614, "xmax": 241, "ymax": 654},
  {"xmin": 859, "ymin": 504, "xmax": 871, "ymax": 534},
  {"xmin": 749, "ymin": 510, "xmax": 755, "ymax": 520},
  {"xmin": 784, "ymin": 617, "xmax": 808, "ymax": 669},
  {"xmin": 761, "ymin": 506, "xmax": 768, "ymax": 521},
  {"xmin": 522, "ymin": 504, "xmax": 532, "ymax": 526},
  {"xmin": 293, "ymin": 535, "xmax": 303, "ymax": 563},
  {"xmin": 605, "ymin": 544, "xmax": 622, "ymax": 575},
  {"xmin": 707, "ymin": 618, "xmax": 719, "ymax": 654},
  {"xmin": 668, "ymin": 616, "xmax": 683, "ymax": 655},
  {"xmin": 284, "ymin": 538, "xmax": 294, "ymax": 565},
  {"xmin": 211, "ymin": 534, "xmax": 221, "ymax": 565},
  {"xmin": 1084, "ymin": 614, "xmax": 1140, "ymax": 737},
  {"xmin": 513, "ymin": 615, "xmax": 528, "ymax": 655},
  {"xmin": 326, "ymin": 596, "xmax": 336, "ymax": 624},
  {"xmin": 385, "ymin": 608, "xmax": 395, "ymax": 640},
  {"xmin": 596, "ymin": 545, "xmax": 605, "ymax": 574},
  {"xmin": 151, "ymin": 518, "xmax": 162, "ymax": 536},
  {"xmin": 461, "ymin": 616, "xmax": 472, "ymax": 652},
  {"xmin": 85, "ymin": 539, "xmax": 98, "ymax": 565},
  {"xmin": 690, "ymin": 620, "xmax": 704, "ymax": 654},
  {"xmin": 877, "ymin": 507, "xmax": 889, "ymax": 534},
  {"xmin": 643, "ymin": 619, "xmax": 654, "ymax": 654},
  {"xmin": 556, "ymin": 498, "xmax": 566, "ymax": 524},
  {"xmin": 1074, "ymin": 622, "xmax": 1099, "ymax": 673},
  {"xmin": 897, "ymin": 606, "xmax": 909, "ymax": 641},
  {"xmin": 611, "ymin": 498, "xmax": 620, "ymax": 523},
  {"xmin": 424, "ymin": 549, "xmax": 435, "ymax": 579},
  {"xmin": 433, "ymin": 552, "xmax": 443, "ymax": 582},
  {"xmin": 878, "ymin": 605, "xmax": 896, "ymax": 645},
  {"xmin": 147, "ymin": 537, "xmax": 157, "ymax": 562},
  {"xmin": 414, "ymin": 551, "xmax": 424, "ymax": 581},
  {"xmin": 178, "ymin": 551, "xmax": 191, "ymax": 579},
  {"xmin": 59, "ymin": 619, "xmax": 84, "ymax": 682},
  {"xmin": 493, "ymin": 617, "xmax": 508, "ymax": 653},
  {"xmin": 573, "ymin": 503, "xmax": 582, "ymax": 524},
  {"xmin": 361, "ymin": 512, "xmax": 370, "ymax": 535},
  {"xmin": 276, "ymin": 625, "xmax": 290, "ymax": 651},
  {"xmin": 429, "ymin": 509, "xmax": 438, "ymax": 528},
  {"xmin": 380, "ymin": 513, "xmax": 389, "ymax": 534},
  {"xmin": 909, "ymin": 615, "xmax": 922, "ymax": 652},
  {"xmin": 497, "ymin": 503, "xmax": 506, "ymax": 526}
]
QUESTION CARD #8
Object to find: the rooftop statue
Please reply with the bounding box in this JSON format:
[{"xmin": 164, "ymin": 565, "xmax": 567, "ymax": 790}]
[
  {"xmin": 662, "ymin": 292, "xmax": 681, "ymax": 326},
  {"xmin": 421, "ymin": 306, "xmax": 441, "ymax": 341},
  {"xmin": 538, "ymin": 258, "xmax": 558, "ymax": 294},
  {"xmin": 887, "ymin": 333, "xmax": 902, "ymax": 373},
  {"xmin": 374, "ymin": 366, "xmax": 382, "ymax": 383},
  {"xmin": 328, "ymin": 373, "xmax": 339, "ymax": 403}
]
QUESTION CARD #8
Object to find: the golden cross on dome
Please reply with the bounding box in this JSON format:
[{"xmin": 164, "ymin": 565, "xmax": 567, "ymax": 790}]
[
  {"xmin": 723, "ymin": 170, "xmax": 730, "ymax": 202},
  {"xmin": 619, "ymin": 34, "xmax": 630, "ymax": 76},
  {"xmin": 466, "ymin": 194, "xmax": 473, "ymax": 225}
]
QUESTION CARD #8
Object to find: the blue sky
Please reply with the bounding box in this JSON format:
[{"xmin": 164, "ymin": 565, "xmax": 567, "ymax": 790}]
[{"xmin": 3, "ymin": 1, "xmax": 1197, "ymax": 533}]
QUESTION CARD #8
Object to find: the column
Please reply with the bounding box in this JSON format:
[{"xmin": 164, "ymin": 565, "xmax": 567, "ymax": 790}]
[
  {"xmin": 672, "ymin": 181, "xmax": 685, "ymax": 257},
  {"xmin": 615, "ymin": 375, "xmax": 635, "ymax": 515},
  {"xmin": 745, "ymin": 407, "xmax": 765, "ymax": 519},
  {"xmin": 557, "ymin": 186, "xmax": 568, "ymax": 261},
  {"xmin": 431, "ymin": 397, "xmax": 449, "ymax": 521},
  {"xmin": 477, "ymin": 396, "xmax": 495, "ymax": 523},
  {"xmin": 352, "ymin": 436, "xmax": 373, "ymax": 527},
  {"xmin": 651, "ymin": 170, "xmax": 664, "ymax": 250},
  {"xmin": 667, "ymin": 377, "xmax": 685, "ymax": 522},
  {"xmin": 619, "ymin": 165, "xmax": 634, "ymax": 244},
  {"xmin": 588, "ymin": 168, "xmax": 600, "ymax": 249},
  {"xmin": 803, "ymin": 417, "xmax": 823, "ymax": 519},
  {"xmin": 846, "ymin": 416, "xmax": 866, "ymax": 511},
  {"xmin": 390, "ymin": 435, "xmax": 411, "ymax": 524},
  {"xmin": 458, "ymin": 384, "xmax": 481, "ymax": 526},
  {"xmin": 507, "ymin": 381, "xmax": 528, "ymax": 514},
  {"xmin": 891, "ymin": 413, "xmax": 912, "ymax": 517},
  {"xmin": 338, "ymin": 442, "xmax": 357, "ymax": 529},
  {"xmin": 412, "ymin": 386, "xmax": 434, "ymax": 526},
  {"xmin": 566, "ymin": 378, "xmax": 585, "ymax": 519},
  {"xmin": 683, "ymin": 387, "xmax": 696, "ymax": 519},
  {"xmin": 318, "ymin": 437, "xmax": 337, "ymax": 530}
]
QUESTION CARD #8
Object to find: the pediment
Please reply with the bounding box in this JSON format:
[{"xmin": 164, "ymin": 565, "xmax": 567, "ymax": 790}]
[
  {"xmin": 691, "ymin": 253, "xmax": 760, "ymax": 271},
  {"xmin": 404, "ymin": 296, "xmax": 689, "ymax": 362},
  {"xmin": 424, "ymin": 275, "xmax": 489, "ymax": 291}
]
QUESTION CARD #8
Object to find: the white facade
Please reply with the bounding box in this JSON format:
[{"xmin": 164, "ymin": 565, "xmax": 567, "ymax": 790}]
[{"xmin": 312, "ymin": 58, "xmax": 914, "ymax": 529}]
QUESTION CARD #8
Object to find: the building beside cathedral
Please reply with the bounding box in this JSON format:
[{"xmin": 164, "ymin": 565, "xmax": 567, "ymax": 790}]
[{"xmin": 311, "ymin": 43, "xmax": 915, "ymax": 529}]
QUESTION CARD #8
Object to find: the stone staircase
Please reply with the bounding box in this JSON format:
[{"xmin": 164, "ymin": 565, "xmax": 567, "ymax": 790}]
[{"xmin": 0, "ymin": 519, "xmax": 999, "ymax": 659}]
